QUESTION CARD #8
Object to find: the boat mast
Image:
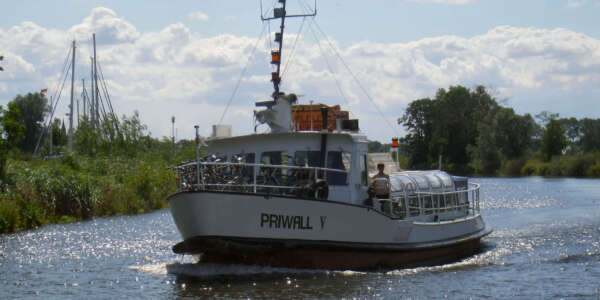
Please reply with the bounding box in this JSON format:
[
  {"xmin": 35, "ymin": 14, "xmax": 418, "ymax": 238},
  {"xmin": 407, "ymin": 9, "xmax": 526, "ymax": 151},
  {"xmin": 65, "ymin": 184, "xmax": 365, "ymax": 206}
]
[
  {"xmin": 272, "ymin": 1, "xmax": 286, "ymax": 97},
  {"xmin": 68, "ymin": 40, "xmax": 75, "ymax": 152},
  {"xmin": 262, "ymin": 0, "xmax": 316, "ymax": 99},
  {"xmin": 90, "ymin": 57, "xmax": 94, "ymax": 124},
  {"xmin": 93, "ymin": 33, "xmax": 99, "ymax": 128}
]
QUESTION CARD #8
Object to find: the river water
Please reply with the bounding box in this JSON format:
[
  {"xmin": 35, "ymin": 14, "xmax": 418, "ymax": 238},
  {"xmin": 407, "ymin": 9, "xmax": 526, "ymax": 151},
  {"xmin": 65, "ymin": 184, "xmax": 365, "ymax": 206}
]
[{"xmin": 1, "ymin": 177, "xmax": 599, "ymax": 299}]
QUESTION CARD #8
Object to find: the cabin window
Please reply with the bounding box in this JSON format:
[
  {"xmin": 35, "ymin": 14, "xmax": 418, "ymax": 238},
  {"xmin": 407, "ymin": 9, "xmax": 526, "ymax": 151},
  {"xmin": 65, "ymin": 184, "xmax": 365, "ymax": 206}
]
[
  {"xmin": 290, "ymin": 151, "xmax": 318, "ymax": 188},
  {"xmin": 233, "ymin": 153, "xmax": 255, "ymax": 180},
  {"xmin": 260, "ymin": 151, "xmax": 288, "ymax": 186},
  {"xmin": 326, "ymin": 151, "xmax": 350, "ymax": 185},
  {"xmin": 261, "ymin": 151, "xmax": 284, "ymax": 165},
  {"xmin": 360, "ymin": 154, "xmax": 368, "ymax": 186},
  {"xmin": 294, "ymin": 151, "xmax": 321, "ymax": 167}
]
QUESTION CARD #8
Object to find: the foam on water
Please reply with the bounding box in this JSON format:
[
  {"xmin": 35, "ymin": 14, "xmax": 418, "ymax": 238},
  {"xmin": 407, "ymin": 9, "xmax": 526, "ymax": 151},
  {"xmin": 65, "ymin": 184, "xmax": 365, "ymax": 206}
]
[
  {"xmin": 128, "ymin": 264, "xmax": 169, "ymax": 276},
  {"xmin": 161, "ymin": 262, "xmax": 371, "ymax": 278}
]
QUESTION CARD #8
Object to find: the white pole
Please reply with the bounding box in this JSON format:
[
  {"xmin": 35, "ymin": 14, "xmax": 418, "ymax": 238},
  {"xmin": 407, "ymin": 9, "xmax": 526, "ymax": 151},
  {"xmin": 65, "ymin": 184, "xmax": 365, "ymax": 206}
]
[{"xmin": 68, "ymin": 40, "xmax": 75, "ymax": 152}]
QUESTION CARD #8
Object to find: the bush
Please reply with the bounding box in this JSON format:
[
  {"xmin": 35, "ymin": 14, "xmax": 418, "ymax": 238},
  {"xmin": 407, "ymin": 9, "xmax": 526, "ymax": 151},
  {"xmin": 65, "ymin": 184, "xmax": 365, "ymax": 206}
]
[
  {"xmin": 0, "ymin": 151, "xmax": 177, "ymax": 233},
  {"xmin": 503, "ymin": 158, "xmax": 527, "ymax": 177},
  {"xmin": 521, "ymin": 160, "xmax": 548, "ymax": 176},
  {"xmin": 0, "ymin": 195, "xmax": 21, "ymax": 233},
  {"xmin": 564, "ymin": 154, "xmax": 594, "ymax": 177},
  {"xmin": 587, "ymin": 162, "xmax": 600, "ymax": 177}
]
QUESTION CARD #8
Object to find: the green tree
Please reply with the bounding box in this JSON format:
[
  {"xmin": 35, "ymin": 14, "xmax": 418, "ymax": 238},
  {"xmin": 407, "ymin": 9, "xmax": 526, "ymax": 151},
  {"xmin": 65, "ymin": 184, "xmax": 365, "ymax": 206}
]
[
  {"xmin": 541, "ymin": 118, "xmax": 567, "ymax": 161},
  {"xmin": 48, "ymin": 118, "xmax": 67, "ymax": 152},
  {"xmin": 73, "ymin": 117, "xmax": 99, "ymax": 156},
  {"xmin": 468, "ymin": 121, "xmax": 501, "ymax": 174},
  {"xmin": 0, "ymin": 105, "xmax": 21, "ymax": 181},
  {"xmin": 495, "ymin": 109, "xmax": 535, "ymax": 159},
  {"xmin": 0, "ymin": 102, "xmax": 26, "ymax": 148},
  {"xmin": 558, "ymin": 117, "xmax": 581, "ymax": 154},
  {"xmin": 398, "ymin": 98, "xmax": 435, "ymax": 169},
  {"xmin": 399, "ymin": 85, "xmax": 500, "ymax": 173},
  {"xmin": 580, "ymin": 118, "xmax": 600, "ymax": 152},
  {"xmin": 10, "ymin": 92, "xmax": 49, "ymax": 153}
]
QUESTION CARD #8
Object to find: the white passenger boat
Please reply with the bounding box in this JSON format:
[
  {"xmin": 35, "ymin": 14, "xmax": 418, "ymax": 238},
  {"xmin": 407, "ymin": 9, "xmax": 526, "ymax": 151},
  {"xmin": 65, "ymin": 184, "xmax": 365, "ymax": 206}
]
[{"xmin": 167, "ymin": 0, "xmax": 491, "ymax": 270}]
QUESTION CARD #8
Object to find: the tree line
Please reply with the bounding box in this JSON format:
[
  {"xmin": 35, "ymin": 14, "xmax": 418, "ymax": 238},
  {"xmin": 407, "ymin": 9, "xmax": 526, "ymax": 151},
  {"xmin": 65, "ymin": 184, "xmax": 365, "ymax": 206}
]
[{"xmin": 397, "ymin": 85, "xmax": 600, "ymax": 176}]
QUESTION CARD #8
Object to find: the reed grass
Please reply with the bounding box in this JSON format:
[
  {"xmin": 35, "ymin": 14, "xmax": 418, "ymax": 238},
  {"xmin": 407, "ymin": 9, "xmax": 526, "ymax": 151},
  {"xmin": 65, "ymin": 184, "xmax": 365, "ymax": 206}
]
[{"xmin": 0, "ymin": 154, "xmax": 176, "ymax": 233}]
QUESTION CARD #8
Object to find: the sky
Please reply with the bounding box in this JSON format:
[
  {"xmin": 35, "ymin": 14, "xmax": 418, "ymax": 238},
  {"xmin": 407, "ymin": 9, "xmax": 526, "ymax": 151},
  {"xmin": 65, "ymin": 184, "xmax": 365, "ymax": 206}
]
[{"xmin": 1, "ymin": 0, "xmax": 599, "ymax": 142}]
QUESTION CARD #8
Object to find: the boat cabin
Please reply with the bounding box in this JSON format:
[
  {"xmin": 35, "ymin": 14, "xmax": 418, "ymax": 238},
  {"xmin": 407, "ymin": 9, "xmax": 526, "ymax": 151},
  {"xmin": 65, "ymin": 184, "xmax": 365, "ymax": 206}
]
[{"xmin": 191, "ymin": 130, "xmax": 370, "ymax": 205}]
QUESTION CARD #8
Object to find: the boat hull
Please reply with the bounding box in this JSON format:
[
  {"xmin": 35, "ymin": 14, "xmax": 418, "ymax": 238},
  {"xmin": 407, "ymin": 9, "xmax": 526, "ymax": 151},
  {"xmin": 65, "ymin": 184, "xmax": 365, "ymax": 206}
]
[
  {"xmin": 173, "ymin": 234, "xmax": 487, "ymax": 270},
  {"xmin": 167, "ymin": 191, "xmax": 491, "ymax": 270}
]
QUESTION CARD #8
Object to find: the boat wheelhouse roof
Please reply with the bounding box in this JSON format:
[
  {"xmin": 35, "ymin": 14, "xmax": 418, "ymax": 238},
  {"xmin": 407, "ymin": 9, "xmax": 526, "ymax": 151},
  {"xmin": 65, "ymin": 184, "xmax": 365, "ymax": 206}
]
[{"xmin": 206, "ymin": 130, "xmax": 368, "ymax": 155}]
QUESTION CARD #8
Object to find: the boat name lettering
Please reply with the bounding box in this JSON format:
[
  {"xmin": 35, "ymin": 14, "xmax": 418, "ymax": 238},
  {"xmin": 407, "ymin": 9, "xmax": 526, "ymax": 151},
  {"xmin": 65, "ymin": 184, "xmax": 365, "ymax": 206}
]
[{"xmin": 260, "ymin": 213, "xmax": 313, "ymax": 230}]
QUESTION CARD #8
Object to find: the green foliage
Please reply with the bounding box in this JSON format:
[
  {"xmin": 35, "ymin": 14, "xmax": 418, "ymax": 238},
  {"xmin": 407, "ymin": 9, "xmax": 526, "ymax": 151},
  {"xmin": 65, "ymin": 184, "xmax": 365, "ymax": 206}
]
[
  {"xmin": 8, "ymin": 93, "xmax": 49, "ymax": 153},
  {"xmin": 520, "ymin": 159, "xmax": 549, "ymax": 176},
  {"xmin": 400, "ymin": 85, "xmax": 532, "ymax": 175},
  {"xmin": 0, "ymin": 101, "xmax": 190, "ymax": 233},
  {"xmin": 0, "ymin": 152, "xmax": 177, "ymax": 233},
  {"xmin": 541, "ymin": 118, "xmax": 567, "ymax": 161},
  {"xmin": 399, "ymin": 98, "xmax": 436, "ymax": 169},
  {"xmin": 0, "ymin": 102, "xmax": 26, "ymax": 148},
  {"xmin": 587, "ymin": 161, "xmax": 600, "ymax": 177},
  {"xmin": 518, "ymin": 152, "xmax": 600, "ymax": 177},
  {"xmin": 502, "ymin": 158, "xmax": 528, "ymax": 177},
  {"xmin": 580, "ymin": 118, "xmax": 600, "ymax": 152},
  {"xmin": 368, "ymin": 141, "xmax": 391, "ymax": 153},
  {"xmin": 399, "ymin": 85, "xmax": 600, "ymax": 176}
]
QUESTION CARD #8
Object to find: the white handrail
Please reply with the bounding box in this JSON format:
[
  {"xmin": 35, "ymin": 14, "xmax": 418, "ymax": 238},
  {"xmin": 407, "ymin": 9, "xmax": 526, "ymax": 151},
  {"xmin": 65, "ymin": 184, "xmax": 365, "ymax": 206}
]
[
  {"xmin": 177, "ymin": 161, "xmax": 348, "ymax": 174},
  {"xmin": 411, "ymin": 183, "xmax": 480, "ymax": 195}
]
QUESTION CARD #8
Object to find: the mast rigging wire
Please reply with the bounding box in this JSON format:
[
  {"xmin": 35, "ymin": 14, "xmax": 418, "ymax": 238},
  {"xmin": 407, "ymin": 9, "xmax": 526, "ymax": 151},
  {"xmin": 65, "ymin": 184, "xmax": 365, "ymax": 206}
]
[
  {"xmin": 34, "ymin": 55, "xmax": 73, "ymax": 155},
  {"xmin": 280, "ymin": 16, "xmax": 307, "ymax": 79},
  {"xmin": 97, "ymin": 62, "xmax": 120, "ymax": 132},
  {"xmin": 305, "ymin": 21, "xmax": 355, "ymax": 119},
  {"xmin": 217, "ymin": 22, "xmax": 268, "ymax": 125},
  {"xmin": 305, "ymin": 12, "xmax": 399, "ymax": 136}
]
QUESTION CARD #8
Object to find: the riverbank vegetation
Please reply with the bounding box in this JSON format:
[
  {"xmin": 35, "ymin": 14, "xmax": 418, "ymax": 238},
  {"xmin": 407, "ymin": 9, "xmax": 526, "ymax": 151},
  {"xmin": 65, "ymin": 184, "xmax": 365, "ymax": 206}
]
[
  {"xmin": 397, "ymin": 85, "xmax": 600, "ymax": 177},
  {"xmin": 0, "ymin": 92, "xmax": 197, "ymax": 233}
]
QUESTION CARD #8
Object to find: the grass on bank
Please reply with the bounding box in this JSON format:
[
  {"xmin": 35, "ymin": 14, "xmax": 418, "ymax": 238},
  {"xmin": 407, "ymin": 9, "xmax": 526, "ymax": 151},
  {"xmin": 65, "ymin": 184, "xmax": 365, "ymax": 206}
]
[
  {"xmin": 518, "ymin": 152, "xmax": 600, "ymax": 177},
  {"xmin": 0, "ymin": 154, "xmax": 176, "ymax": 233}
]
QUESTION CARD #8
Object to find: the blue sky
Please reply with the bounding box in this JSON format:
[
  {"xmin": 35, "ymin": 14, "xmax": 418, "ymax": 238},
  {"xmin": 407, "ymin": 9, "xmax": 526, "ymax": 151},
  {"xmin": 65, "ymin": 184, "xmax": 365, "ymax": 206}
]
[
  {"xmin": 1, "ymin": 0, "xmax": 599, "ymax": 141},
  {"xmin": 3, "ymin": 1, "xmax": 599, "ymax": 43}
]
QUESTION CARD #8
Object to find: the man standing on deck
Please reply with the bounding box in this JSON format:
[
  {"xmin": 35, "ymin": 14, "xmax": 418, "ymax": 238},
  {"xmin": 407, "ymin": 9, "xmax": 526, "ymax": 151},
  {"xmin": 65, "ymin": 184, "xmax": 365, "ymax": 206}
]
[{"xmin": 370, "ymin": 163, "xmax": 391, "ymax": 199}]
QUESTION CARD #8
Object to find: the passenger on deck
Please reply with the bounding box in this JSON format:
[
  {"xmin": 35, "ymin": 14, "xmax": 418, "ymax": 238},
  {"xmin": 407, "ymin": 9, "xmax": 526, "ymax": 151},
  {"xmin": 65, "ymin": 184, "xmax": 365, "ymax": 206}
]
[{"xmin": 370, "ymin": 163, "xmax": 390, "ymax": 199}]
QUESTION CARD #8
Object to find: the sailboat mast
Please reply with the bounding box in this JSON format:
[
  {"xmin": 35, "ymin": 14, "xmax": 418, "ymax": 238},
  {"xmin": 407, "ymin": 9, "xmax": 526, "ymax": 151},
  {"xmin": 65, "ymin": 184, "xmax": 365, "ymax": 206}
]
[
  {"xmin": 68, "ymin": 40, "xmax": 75, "ymax": 152},
  {"xmin": 93, "ymin": 33, "xmax": 99, "ymax": 128},
  {"xmin": 90, "ymin": 57, "xmax": 94, "ymax": 124}
]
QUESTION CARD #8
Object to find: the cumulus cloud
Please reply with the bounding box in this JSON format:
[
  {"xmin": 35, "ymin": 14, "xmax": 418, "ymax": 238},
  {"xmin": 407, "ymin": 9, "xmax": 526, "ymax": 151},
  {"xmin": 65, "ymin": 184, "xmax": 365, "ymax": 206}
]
[
  {"xmin": 187, "ymin": 11, "xmax": 209, "ymax": 22},
  {"xmin": 69, "ymin": 7, "xmax": 139, "ymax": 43},
  {"xmin": 1, "ymin": 7, "xmax": 599, "ymax": 141}
]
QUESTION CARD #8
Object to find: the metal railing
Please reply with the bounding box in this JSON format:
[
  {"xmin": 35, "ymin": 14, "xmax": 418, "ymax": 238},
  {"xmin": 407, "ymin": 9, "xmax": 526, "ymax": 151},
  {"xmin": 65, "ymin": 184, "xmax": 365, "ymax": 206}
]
[
  {"xmin": 175, "ymin": 160, "xmax": 347, "ymax": 199},
  {"xmin": 377, "ymin": 183, "xmax": 480, "ymax": 221}
]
